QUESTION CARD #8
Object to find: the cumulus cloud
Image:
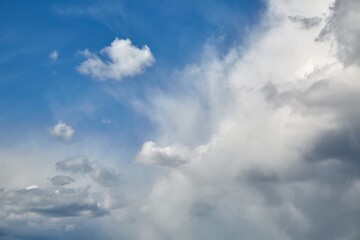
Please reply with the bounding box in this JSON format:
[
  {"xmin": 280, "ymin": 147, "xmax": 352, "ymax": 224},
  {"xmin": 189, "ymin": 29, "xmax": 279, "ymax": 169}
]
[
  {"xmin": 77, "ymin": 38, "xmax": 155, "ymax": 81},
  {"xmin": 50, "ymin": 122, "xmax": 74, "ymax": 141},
  {"xmin": 135, "ymin": 141, "xmax": 190, "ymax": 167},
  {"xmin": 49, "ymin": 50, "xmax": 59, "ymax": 60},
  {"xmin": 119, "ymin": 0, "xmax": 360, "ymax": 239}
]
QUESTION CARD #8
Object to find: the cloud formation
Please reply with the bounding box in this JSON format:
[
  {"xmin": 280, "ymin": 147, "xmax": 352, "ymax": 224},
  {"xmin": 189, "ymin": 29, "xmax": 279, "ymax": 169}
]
[
  {"xmin": 318, "ymin": 0, "xmax": 360, "ymax": 65},
  {"xmin": 77, "ymin": 38, "xmax": 155, "ymax": 81},
  {"xmin": 0, "ymin": 153, "xmax": 123, "ymax": 239},
  {"xmin": 135, "ymin": 141, "xmax": 190, "ymax": 167},
  {"xmin": 123, "ymin": 1, "xmax": 360, "ymax": 239},
  {"xmin": 49, "ymin": 50, "xmax": 59, "ymax": 60},
  {"xmin": 50, "ymin": 122, "xmax": 74, "ymax": 141}
]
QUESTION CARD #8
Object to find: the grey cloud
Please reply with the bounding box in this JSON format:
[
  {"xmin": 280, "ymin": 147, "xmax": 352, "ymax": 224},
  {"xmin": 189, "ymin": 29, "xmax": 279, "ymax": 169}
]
[
  {"xmin": 318, "ymin": 0, "xmax": 360, "ymax": 65},
  {"xmin": 55, "ymin": 156, "xmax": 122, "ymax": 187},
  {"xmin": 309, "ymin": 127, "xmax": 360, "ymax": 164},
  {"xmin": 3, "ymin": 187, "xmax": 108, "ymax": 218},
  {"xmin": 56, "ymin": 156, "xmax": 92, "ymax": 174},
  {"xmin": 28, "ymin": 202, "xmax": 108, "ymax": 218},
  {"xmin": 91, "ymin": 166, "xmax": 121, "ymax": 187},
  {"xmin": 289, "ymin": 15, "xmax": 322, "ymax": 29},
  {"xmin": 50, "ymin": 175, "xmax": 75, "ymax": 186}
]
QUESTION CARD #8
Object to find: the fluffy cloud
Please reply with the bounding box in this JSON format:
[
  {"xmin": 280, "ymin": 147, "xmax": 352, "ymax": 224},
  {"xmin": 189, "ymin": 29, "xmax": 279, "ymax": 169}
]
[
  {"xmin": 121, "ymin": 0, "xmax": 360, "ymax": 239},
  {"xmin": 135, "ymin": 141, "xmax": 190, "ymax": 167},
  {"xmin": 77, "ymin": 38, "xmax": 155, "ymax": 81},
  {"xmin": 50, "ymin": 122, "xmax": 74, "ymax": 141}
]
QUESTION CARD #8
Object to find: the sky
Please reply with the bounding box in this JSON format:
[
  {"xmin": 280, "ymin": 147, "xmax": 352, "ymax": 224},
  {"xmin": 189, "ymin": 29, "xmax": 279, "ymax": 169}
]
[{"xmin": 0, "ymin": 0, "xmax": 360, "ymax": 239}]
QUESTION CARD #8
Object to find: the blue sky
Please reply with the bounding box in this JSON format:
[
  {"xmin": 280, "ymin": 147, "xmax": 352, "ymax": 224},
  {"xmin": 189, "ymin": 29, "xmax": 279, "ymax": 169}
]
[
  {"xmin": 0, "ymin": 0, "xmax": 264, "ymax": 152},
  {"xmin": 2, "ymin": 0, "xmax": 360, "ymax": 239}
]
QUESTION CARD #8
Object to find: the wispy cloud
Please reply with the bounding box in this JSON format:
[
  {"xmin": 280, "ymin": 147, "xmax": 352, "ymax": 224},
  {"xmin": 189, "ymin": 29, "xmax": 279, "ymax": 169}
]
[{"xmin": 49, "ymin": 50, "xmax": 59, "ymax": 60}]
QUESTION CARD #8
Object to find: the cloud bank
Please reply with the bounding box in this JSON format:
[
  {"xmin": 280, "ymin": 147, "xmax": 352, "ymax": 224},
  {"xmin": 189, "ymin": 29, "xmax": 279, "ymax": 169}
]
[
  {"xmin": 77, "ymin": 38, "xmax": 155, "ymax": 81},
  {"xmin": 124, "ymin": 0, "xmax": 360, "ymax": 239}
]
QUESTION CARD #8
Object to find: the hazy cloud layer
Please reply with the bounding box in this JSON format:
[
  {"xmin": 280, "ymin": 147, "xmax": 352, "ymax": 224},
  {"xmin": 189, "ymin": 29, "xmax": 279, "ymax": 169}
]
[{"xmin": 77, "ymin": 38, "xmax": 155, "ymax": 81}]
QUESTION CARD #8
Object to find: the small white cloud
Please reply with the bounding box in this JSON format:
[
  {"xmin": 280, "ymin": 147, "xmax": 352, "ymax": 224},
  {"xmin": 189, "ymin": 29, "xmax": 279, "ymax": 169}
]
[
  {"xmin": 77, "ymin": 38, "xmax": 155, "ymax": 81},
  {"xmin": 49, "ymin": 50, "xmax": 59, "ymax": 61},
  {"xmin": 50, "ymin": 122, "xmax": 74, "ymax": 141},
  {"xmin": 135, "ymin": 141, "xmax": 189, "ymax": 167}
]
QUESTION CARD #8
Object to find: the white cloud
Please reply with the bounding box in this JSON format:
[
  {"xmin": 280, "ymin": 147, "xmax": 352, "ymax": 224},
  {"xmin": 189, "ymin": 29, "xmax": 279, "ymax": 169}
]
[
  {"xmin": 135, "ymin": 141, "xmax": 190, "ymax": 167},
  {"xmin": 121, "ymin": 0, "xmax": 360, "ymax": 239},
  {"xmin": 49, "ymin": 50, "xmax": 59, "ymax": 60},
  {"xmin": 77, "ymin": 38, "xmax": 155, "ymax": 81},
  {"xmin": 50, "ymin": 122, "xmax": 74, "ymax": 141}
]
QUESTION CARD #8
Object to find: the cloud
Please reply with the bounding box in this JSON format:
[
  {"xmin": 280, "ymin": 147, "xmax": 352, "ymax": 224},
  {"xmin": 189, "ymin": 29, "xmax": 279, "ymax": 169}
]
[
  {"xmin": 55, "ymin": 156, "xmax": 122, "ymax": 187},
  {"xmin": 77, "ymin": 38, "xmax": 155, "ymax": 81},
  {"xmin": 121, "ymin": 0, "xmax": 360, "ymax": 239},
  {"xmin": 317, "ymin": 0, "xmax": 360, "ymax": 65},
  {"xmin": 135, "ymin": 141, "xmax": 190, "ymax": 167},
  {"xmin": 91, "ymin": 166, "xmax": 121, "ymax": 187},
  {"xmin": 50, "ymin": 122, "xmax": 74, "ymax": 141},
  {"xmin": 288, "ymin": 15, "xmax": 322, "ymax": 29},
  {"xmin": 2, "ymin": 186, "xmax": 108, "ymax": 219},
  {"xmin": 56, "ymin": 156, "xmax": 92, "ymax": 174},
  {"xmin": 0, "ymin": 152, "xmax": 124, "ymax": 239},
  {"xmin": 49, "ymin": 175, "xmax": 75, "ymax": 186},
  {"xmin": 49, "ymin": 50, "xmax": 59, "ymax": 60}
]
